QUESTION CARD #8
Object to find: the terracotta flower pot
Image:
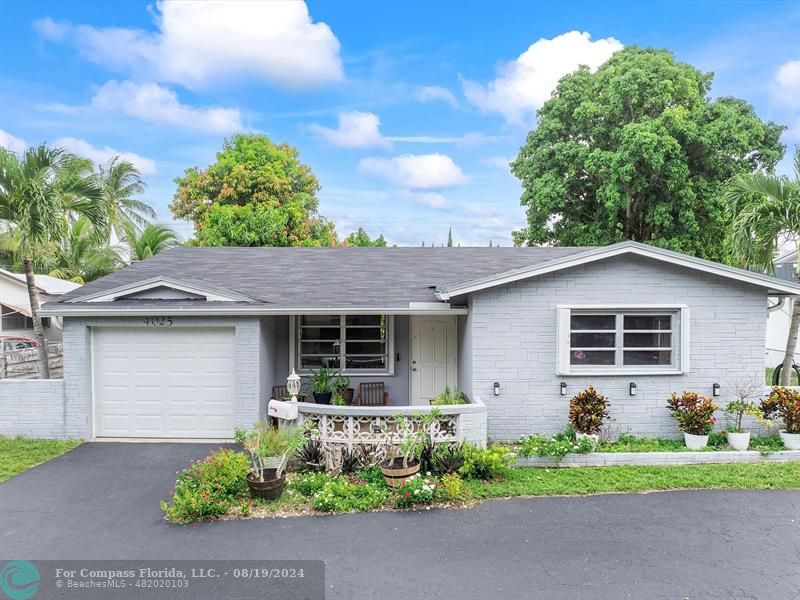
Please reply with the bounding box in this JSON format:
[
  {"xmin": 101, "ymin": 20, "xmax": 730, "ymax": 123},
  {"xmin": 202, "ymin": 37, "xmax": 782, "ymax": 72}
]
[{"xmin": 380, "ymin": 458, "xmax": 420, "ymax": 488}]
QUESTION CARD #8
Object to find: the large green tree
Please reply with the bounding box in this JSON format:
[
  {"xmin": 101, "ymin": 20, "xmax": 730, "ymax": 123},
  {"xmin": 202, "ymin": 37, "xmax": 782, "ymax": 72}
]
[
  {"xmin": 511, "ymin": 47, "xmax": 785, "ymax": 260},
  {"xmin": 0, "ymin": 145, "xmax": 105, "ymax": 377},
  {"xmin": 343, "ymin": 227, "xmax": 387, "ymax": 247},
  {"xmin": 171, "ymin": 134, "xmax": 333, "ymax": 246},
  {"xmin": 49, "ymin": 217, "xmax": 122, "ymax": 284},
  {"xmin": 121, "ymin": 221, "xmax": 180, "ymax": 261},
  {"xmin": 726, "ymin": 148, "xmax": 800, "ymax": 384}
]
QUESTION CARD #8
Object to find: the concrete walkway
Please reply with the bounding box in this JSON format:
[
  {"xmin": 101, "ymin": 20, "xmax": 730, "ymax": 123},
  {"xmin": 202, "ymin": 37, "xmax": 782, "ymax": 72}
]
[{"xmin": 1, "ymin": 442, "xmax": 798, "ymax": 599}]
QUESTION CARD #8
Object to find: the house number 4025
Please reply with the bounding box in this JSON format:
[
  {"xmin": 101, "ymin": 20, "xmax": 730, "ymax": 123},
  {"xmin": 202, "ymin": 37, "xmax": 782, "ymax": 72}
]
[{"xmin": 144, "ymin": 317, "xmax": 173, "ymax": 327}]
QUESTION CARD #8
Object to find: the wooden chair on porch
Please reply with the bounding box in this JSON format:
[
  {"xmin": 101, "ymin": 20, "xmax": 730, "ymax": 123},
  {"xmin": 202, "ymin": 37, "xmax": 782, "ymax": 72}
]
[
  {"xmin": 272, "ymin": 385, "xmax": 306, "ymax": 402},
  {"xmin": 356, "ymin": 382, "xmax": 389, "ymax": 406}
]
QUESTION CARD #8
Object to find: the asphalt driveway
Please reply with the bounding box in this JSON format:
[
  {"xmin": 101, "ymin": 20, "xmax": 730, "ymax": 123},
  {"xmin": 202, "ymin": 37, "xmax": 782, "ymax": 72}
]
[{"xmin": 1, "ymin": 442, "xmax": 799, "ymax": 600}]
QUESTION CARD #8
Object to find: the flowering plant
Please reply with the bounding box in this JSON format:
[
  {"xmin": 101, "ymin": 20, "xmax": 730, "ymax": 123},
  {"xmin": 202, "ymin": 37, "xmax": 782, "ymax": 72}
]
[
  {"xmin": 394, "ymin": 473, "xmax": 439, "ymax": 508},
  {"xmin": 667, "ymin": 392, "xmax": 718, "ymax": 435},
  {"xmin": 760, "ymin": 386, "xmax": 800, "ymax": 433}
]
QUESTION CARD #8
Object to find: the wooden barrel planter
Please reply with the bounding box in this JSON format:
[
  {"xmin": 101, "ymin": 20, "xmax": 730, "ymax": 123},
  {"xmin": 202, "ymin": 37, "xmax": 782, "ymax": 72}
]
[
  {"xmin": 380, "ymin": 458, "xmax": 420, "ymax": 488},
  {"xmin": 246, "ymin": 469, "xmax": 286, "ymax": 500}
]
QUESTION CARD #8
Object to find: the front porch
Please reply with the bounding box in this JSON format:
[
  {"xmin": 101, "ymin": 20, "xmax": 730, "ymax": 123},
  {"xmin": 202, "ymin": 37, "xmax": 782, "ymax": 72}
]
[{"xmin": 260, "ymin": 311, "xmax": 471, "ymax": 408}]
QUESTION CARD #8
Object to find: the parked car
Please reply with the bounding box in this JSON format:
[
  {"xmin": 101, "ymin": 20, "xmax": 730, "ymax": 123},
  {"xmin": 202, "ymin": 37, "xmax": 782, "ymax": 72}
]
[{"xmin": 0, "ymin": 336, "xmax": 37, "ymax": 351}]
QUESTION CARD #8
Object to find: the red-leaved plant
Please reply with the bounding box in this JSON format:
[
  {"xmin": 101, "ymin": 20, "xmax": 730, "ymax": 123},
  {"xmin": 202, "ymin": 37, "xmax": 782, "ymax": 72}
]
[
  {"xmin": 667, "ymin": 392, "xmax": 718, "ymax": 435},
  {"xmin": 760, "ymin": 386, "xmax": 800, "ymax": 434},
  {"xmin": 568, "ymin": 387, "xmax": 610, "ymax": 435}
]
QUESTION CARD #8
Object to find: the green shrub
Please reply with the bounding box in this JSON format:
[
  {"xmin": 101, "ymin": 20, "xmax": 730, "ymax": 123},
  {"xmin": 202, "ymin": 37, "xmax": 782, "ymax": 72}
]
[
  {"xmin": 312, "ymin": 478, "xmax": 389, "ymax": 512},
  {"xmin": 458, "ymin": 444, "xmax": 514, "ymax": 480},
  {"xmin": 761, "ymin": 386, "xmax": 800, "ymax": 433},
  {"xmin": 291, "ymin": 472, "xmax": 334, "ymax": 497},
  {"xmin": 440, "ymin": 473, "xmax": 464, "ymax": 501},
  {"xmin": 518, "ymin": 429, "xmax": 595, "ymax": 461},
  {"xmin": 394, "ymin": 473, "xmax": 440, "ymax": 508},
  {"xmin": 667, "ymin": 392, "xmax": 718, "ymax": 435},
  {"xmin": 161, "ymin": 449, "xmax": 250, "ymax": 524}
]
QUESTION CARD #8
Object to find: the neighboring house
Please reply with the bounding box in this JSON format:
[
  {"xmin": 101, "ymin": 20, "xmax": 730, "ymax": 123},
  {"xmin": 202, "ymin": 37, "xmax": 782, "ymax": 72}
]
[
  {"xmin": 0, "ymin": 268, "xmax": 81, "ymax": 344},
  {"xmin": 766, "ymin": 249, "xmax": 799, "ymax": 368},
  {"xmin": 13, "ymin": 241, "xmax": 800, "ymax": 442}
]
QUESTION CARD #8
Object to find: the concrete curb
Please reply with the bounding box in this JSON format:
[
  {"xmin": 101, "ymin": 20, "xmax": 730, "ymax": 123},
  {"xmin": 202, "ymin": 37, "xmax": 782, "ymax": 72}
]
[{"xmin": 515, "ymin": 450, "xmax": 800, "ymax": 468}]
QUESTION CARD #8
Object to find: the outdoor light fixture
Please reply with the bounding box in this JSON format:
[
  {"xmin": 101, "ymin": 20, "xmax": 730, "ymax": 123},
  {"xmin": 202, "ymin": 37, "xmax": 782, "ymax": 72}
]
[
  {"xmin": 493, "ymin": 382, "xmax": 501, "ymax": 396},
  {"xmin": 712, "ymin": 383, "xmax": 721, "ymax": 397},
  {"xmin": 629, "ymin": 382, "xmax": 637, "ymax": 396},
  {"xmin": 372, "ymin": 423, "xmax": 382, "ymax": 434},
  {"xmin": 560, "ymin": 382, "xmax": 567, "ymax": 396},
  {"xmin": 287, "ymin": 369, "xmax": 301, "ymax": 403}
]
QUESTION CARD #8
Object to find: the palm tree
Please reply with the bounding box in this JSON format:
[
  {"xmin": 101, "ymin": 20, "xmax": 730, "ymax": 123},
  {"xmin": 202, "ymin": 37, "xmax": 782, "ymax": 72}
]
[
  {"xmin": 726, "ymin": 147, "xmax": 800, "ymax": 385},
  {"xmin": 122, "ymin": 222, "xmax": 180, "ymax": 261},
  {"xmin": 0, "ymin": 145, "xmax": 105, "ymax": 378},
  {"xmin": 49, "ymin": 217, "xmax": 123, "ymax": 284},
  {"xmin": 95, "ymin": 157, "xmax": 154, "ymax": 240}
]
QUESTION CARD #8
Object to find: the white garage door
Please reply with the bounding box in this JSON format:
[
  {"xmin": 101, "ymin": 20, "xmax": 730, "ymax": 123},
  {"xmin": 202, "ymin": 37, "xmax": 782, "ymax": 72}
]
[{"xmin": 93, "ymin": 327, "xmax": 236, "ymax": 438}]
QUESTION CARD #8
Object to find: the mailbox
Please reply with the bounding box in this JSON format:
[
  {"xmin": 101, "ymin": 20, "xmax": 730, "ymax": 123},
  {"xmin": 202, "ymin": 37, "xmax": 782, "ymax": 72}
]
[{"xmin": 268, "ymin": 399, "xmax": 298, "ymax": 421}]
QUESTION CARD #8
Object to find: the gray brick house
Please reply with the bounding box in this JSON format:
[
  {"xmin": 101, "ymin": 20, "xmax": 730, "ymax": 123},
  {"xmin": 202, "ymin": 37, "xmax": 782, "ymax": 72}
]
[{"xmin": 5, "ymin": 241, "xmax": 798, "ymax": 442}]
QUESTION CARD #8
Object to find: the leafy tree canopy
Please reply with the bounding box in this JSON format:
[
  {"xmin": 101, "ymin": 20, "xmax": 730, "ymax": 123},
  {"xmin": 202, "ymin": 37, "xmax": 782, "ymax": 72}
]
[
  {"xmin": 196, "ymin": 202, "xmax": 336, "ymax": 247},
  {"xmin": 511, "ymin": 47, "xmax": 785, "ymax": 260},
  {"xmin": 171, "ymin": 133, "xmax": 322, "ymax": 235},
  {"xmin": 343, "ymin": 227, "xmax": 387, "ymax": 247}
]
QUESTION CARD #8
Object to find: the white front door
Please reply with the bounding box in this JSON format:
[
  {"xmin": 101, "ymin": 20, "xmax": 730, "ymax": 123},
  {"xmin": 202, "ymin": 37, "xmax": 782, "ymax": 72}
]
[
  {"xmin": 410, "ymin": 315, "xmax": 457, "ymax": 405},
  {"xmin": 93, "ymin": 327, "xmax": 236, "ymax": 438}
]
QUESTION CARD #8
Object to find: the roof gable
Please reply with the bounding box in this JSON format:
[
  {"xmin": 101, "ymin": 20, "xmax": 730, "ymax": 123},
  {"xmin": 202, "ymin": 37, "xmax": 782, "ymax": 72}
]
[
  {"xmin": 66, "ymin": 276, "xmax": 257, "ymax": 304},
  {"xmin": 435, "ymin": 242, "xmax": 800, "ymax": 299}
]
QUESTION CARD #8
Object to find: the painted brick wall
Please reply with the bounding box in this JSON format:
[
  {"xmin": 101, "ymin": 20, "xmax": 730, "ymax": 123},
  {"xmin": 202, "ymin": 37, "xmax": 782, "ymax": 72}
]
[
  {"xmin": 0, "ymin": 380, "xmax": 68, "ymax": 438},
  {"xmin": 469, "ymin": 255, "xmax": 768, "ymax": 440},
  {"xmin": 61, "ymin": 316, "xmax": 263, "ymax": 439}
]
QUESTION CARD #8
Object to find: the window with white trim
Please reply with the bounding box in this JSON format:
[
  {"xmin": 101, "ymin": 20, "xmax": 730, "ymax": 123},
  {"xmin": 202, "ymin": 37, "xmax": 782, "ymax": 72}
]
[
  {"xmin": 557, "ymin": 307, "xmax": 688, "ymax": 374},
  {"xmin": 294, "ymin": 315, "xmax": 393, "ymax": 374}
]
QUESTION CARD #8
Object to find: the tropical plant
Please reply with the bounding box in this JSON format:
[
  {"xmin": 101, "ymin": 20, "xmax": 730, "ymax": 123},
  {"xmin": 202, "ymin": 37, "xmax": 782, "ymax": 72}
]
[
  {"xmin": 295, "ymin": 438, "xmax": 325, "ymax": 473},
  {"xmin": 308, "ymin": 364, "xmax": 333, "ymax": 394},
  {"xmin": 338, "ymin": 447, "xmax": 362, "ymax": 474},
  {"xmin": 667, "ymin": 392, "xmax": 718, "ymax": 435},
  {"xmin": 331, "ymin": 393, "xmax": 346, "ymax": 406},
  {"xmin": 760, "ymin": 386, "xmax": 800, "ymax": 434},
  {"xmin": 431, "ymin": 442, "xmax": 466, "ymax": 475},
  {"xmin": 121, "ymin": 221, "xmax": 180, "ymax": 261},
  {"xmin": 333, "ymin": 373, "xmax": 350, "ymax": 393},
  {"xmin": 94, "ymin": 156, "xmax": 153, "ymax": 239},
  {"xmin": 511, "ymin": 47, "xmax": 784, "ymax": 260},
  {"xmin": 48, "ymin": 216, "xmax": 122, "ymax": 284},
  {"xmin": 0, "ymin": 145, "xmax": 105, "ymax": 377},
  {"xmin": 568, "ymin": 387, "xmax": 610, "ymax": 434},
  {"xmin": 726, "ymin": 147, "xmax": 800, "ymax": 385},
  {"xmin": 431, "ymin": 386, "xmax": 465, "ymax": 405}
]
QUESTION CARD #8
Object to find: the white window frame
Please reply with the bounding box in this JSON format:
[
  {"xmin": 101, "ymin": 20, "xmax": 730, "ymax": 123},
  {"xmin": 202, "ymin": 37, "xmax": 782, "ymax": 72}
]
[
  {"xmin": 290, "ymin": 315, "xmax": 395, "ymax": 376},
  {"xmin": 556, "ymin": 305, "xmax": 689, "ymax": 375}
]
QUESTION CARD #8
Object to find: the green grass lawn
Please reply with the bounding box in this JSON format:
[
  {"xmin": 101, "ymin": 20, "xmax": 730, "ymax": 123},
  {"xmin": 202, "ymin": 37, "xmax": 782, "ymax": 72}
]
[
  {"xmin": 0, "ymin": 437, "xmax": 82, "ymax": 482},
  {"xmin": 465, "ymin": 461, "xmax": 800, "ymax": 499}
]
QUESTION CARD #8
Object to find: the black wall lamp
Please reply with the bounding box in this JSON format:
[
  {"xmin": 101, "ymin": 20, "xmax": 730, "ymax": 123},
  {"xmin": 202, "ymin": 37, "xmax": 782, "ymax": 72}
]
[
  {"xmin": 493, "ymin": 382, "xmax": 501, "ymax": 396},
  {"xmin": 629, "ymin": 382, "xmax": 637, "ymax": 396},
  {"xmin": 712, "ymin": 383, "xmax": 721, "ymax": 397},
  {"xmin": 560, "ymin": 382, "xmax": 567, "ymax": 396}
]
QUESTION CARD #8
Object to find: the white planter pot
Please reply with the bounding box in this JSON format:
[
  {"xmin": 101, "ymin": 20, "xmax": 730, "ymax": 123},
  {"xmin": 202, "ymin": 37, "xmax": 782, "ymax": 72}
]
[
  {"xmin": 726, "ymin": 431, "xmax": 750, "ymax": 451},
  {"xmin": 684, "ymin": 432, "xmax": 709, "ymax": 450},
  {"xmin": 575, "ymin": 432, "xmax": 599, "ymax": 442},
  {"xmin": 779, "ymin": 430, "xmax": 800, "ymax": 450}
]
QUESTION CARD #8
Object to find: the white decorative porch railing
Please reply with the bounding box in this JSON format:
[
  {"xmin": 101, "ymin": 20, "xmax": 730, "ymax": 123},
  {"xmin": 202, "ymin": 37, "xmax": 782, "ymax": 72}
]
[{"xmin": 296, "ymin": 396, "xmax": 488, "ymax": 448}]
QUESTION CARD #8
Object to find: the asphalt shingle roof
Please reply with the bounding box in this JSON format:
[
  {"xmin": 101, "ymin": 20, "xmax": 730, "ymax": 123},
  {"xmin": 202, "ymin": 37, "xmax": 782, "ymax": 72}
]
[{"xmin": 52, "ymin": 246, "xmax": 591, "ymax": 309}]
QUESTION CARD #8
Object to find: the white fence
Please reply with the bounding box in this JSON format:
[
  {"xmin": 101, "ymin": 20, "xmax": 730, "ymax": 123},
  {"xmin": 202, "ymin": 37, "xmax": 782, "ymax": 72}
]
[{"xmin": 0, "ymin": 342, "xmax": 63, "ymax": 379}]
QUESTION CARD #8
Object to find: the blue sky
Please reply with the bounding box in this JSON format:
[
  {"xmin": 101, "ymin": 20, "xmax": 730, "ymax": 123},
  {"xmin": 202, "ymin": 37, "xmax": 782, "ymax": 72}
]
[{"xmin": 1, "ymin": 1, "xmax": 798, "ymax": 246}]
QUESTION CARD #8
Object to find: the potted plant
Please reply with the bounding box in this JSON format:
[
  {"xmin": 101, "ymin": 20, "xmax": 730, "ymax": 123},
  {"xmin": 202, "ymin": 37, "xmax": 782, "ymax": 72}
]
[
  {"xmin": 760, "ymin": 386, "xmax": 800, "ymax": 450},
  {"xmin": 722, "ymin": 382, "xmax": 762, "ymax": 451},
  {"xmin": 568, "ymin": 386, "xmax": 610, "ymax": 445},
  {"xmin": 380, "ymin": 415, "xmax": 421, "ymax": 487},
  {"xmin": 667, "ymin": 391, "xmax": 718, "ymax": 449},
  {"xmin": 333, "ymin": 373, "xmax": 354, "ymax": 405},
  {"xmin": 308, "ymin": 364, "xmax": 333, "ymax": 405},
  {"xmin": 431, "ymin": 386, "xmax": 466, "ymax": 405},
  {"xmin": 234, "ymin": 422, "xmax": 303, "ymax": 500}
]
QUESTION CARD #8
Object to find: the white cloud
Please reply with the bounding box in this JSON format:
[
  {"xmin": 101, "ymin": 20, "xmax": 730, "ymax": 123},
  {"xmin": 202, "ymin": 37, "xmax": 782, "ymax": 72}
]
[
  {"xmin": 773, "ymin": 59, "xmax": 800, "ymax": 106},
  {"xmin": 394, "ymin": 190, "xmax": 449, "ymax": 209},
  {"xmin": 415, "ymin": 86, "xmax": 459, "ymax": 108},
  {"xmin": 34, "ymin": 1, "xmax": 343, "ymax": 90},
  {"xmin": 0, "ymin": 129, "xmax": 27, "ymax": 154},
  {"xmin": 91, "ymin": 80, "xmax": 242, "ymax": 134},
  {"xmin": 307, "ymin": 111, "xmax": 391, "ymax": 149},
  {"xmin": 54, "ymin": 137, "xmax": 158, "ymax": 175},
  {"xmin": 481, "ymin": 156, "xmax": 512, "ymax": 170},
  {"xmin": 386, "ymin": 132, "xmax": 506, "ymax": 146},
  {"xmin": 358, "ymin": 153, "xmax": 469, "ymax": 189},
  {"xmin": 461, "ymin": 31, "xmax": 623, "ymax": 124}
]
